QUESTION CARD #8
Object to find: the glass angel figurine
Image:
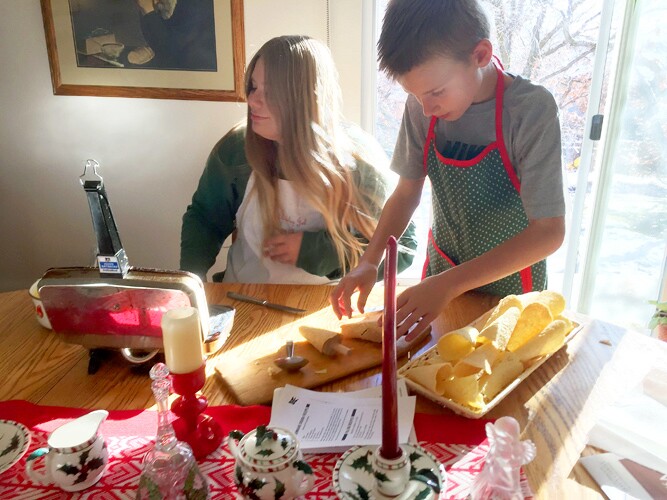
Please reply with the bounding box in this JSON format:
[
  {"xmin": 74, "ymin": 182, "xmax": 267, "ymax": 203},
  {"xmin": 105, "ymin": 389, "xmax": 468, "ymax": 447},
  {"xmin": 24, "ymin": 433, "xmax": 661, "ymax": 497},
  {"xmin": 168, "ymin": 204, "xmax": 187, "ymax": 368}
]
[{"xmin": 469, "ymin": 416, "xmax": 536, "ymax": 500}]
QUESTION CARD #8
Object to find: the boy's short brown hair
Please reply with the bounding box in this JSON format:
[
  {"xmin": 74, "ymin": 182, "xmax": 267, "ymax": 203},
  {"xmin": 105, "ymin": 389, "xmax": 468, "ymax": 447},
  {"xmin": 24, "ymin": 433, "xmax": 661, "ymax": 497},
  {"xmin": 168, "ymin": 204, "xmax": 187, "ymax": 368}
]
[{"xmin": 378, "ymin": 0, "xmax": 491, "ymax": 79}]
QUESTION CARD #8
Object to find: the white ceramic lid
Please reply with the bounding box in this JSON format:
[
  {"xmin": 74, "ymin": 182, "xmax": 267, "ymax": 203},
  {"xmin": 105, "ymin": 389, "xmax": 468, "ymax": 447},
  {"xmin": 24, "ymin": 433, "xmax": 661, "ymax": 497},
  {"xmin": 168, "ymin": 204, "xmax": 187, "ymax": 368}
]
[{"xmin": 238, "ymin": 426, "xmax": 298, "ymax": 468}]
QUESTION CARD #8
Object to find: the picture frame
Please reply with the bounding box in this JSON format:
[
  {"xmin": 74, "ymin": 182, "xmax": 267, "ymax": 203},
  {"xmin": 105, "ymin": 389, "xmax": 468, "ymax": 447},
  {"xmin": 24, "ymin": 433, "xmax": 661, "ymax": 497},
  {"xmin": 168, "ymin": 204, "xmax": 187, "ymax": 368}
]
[{"xmin": 40, "ymin": 0, "xmax": 246, "ymax": 101}]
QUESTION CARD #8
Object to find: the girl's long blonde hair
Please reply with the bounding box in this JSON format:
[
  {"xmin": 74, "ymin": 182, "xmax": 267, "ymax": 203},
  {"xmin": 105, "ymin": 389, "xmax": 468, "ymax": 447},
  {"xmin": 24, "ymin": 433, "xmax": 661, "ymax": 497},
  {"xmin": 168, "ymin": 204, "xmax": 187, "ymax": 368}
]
[{"xmin": 244, "ymin": 35, "xmax": 382, "ymax": 274}]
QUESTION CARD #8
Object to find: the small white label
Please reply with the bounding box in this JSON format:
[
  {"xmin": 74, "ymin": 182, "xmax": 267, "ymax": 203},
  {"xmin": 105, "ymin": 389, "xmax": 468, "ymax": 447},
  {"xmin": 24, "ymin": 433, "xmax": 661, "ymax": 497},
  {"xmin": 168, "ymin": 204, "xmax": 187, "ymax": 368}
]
[{"xmin": 97, "ymin": 256, "xmax": 120, "ymax": 273}]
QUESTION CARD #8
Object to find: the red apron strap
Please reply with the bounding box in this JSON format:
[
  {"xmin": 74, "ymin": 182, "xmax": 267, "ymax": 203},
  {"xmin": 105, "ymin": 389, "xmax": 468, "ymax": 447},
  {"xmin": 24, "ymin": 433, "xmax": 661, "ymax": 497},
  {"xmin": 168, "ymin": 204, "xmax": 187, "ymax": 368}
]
[
  {"xmin": 423, "ymin": 116, "xmax": 438, "ymax": 175},
  {"xmin": 519, "ymin": 266, "xmax": 533, "ymax": 293},
  {"xmin": 493, "ymin": 63, "xmax": 505, "ymax": 134},
  {"xmin": 422, "ymin": 228, "xmax": 435, "ymax": 280},
  {"xmin": 428, "ymin": 228, "xmax": 456, "ymax": 267},
  {"xmin": 421, "ymin": 253, "xmax": 430, "ymax": 280},
  {"xmin": 493, "ymin": 60, "xmax": 531, "ymax": 291},
  {"xmin": 493, "ymin": 62, "xmax": 521, "ymax": 193}
]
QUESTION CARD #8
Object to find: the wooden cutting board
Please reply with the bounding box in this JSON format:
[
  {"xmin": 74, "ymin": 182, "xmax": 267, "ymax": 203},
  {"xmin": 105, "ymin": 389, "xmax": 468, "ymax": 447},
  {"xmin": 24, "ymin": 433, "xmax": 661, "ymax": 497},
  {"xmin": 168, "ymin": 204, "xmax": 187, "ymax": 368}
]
[{"xmin": 214, "ymin": 287, "xmax": 431, "ymax": 405}]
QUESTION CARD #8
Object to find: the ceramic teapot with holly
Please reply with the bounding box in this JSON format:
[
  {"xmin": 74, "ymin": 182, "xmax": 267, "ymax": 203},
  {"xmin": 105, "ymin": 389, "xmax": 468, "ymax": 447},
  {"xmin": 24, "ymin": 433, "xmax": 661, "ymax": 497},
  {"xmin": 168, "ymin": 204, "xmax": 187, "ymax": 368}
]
[{"xmin": 228, "ymin": 425, "xmax": 314, "ymax": 500}]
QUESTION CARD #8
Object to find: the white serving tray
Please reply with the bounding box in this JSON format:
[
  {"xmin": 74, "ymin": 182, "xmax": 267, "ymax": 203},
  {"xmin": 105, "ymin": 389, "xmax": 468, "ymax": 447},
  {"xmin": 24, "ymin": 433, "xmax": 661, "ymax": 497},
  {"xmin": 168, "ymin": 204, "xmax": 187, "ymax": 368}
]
[{"xmin": 397, "ymin": 309, "xmax": 584, "ymax": 419}]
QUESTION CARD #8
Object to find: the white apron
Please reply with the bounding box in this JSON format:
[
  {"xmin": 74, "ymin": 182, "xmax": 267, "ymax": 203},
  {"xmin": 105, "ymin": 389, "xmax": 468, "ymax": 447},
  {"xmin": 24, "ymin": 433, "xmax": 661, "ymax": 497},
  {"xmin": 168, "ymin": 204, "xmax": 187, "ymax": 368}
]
[{"xmin": 223, "ymin": 173, "xmax": 332, "ymax": 284}]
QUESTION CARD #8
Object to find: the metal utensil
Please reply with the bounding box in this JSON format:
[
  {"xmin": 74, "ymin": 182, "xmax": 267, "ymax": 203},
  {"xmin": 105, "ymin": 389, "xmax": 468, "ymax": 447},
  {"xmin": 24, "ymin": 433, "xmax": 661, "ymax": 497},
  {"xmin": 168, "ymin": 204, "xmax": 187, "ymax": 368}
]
[
  {"xmin": 274, "ymin": 340, "xmax": 309, "ymax": 372},
  {"xmin": 226, "ymin": 291, "xmax": 306, "ymax": 314}
]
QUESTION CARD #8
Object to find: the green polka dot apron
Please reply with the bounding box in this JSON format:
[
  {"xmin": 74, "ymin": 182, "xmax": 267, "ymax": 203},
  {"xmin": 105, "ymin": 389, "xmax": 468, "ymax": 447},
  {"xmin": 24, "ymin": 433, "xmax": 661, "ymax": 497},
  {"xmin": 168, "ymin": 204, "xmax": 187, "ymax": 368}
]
[{"xmin": 422, "ymin": 63, "xmax": 546, "ymax": 296}]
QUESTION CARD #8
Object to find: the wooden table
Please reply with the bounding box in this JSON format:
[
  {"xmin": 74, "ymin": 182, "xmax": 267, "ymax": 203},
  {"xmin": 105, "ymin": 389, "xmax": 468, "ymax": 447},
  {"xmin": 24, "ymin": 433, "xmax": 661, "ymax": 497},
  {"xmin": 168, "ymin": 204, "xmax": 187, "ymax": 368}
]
[{"xmin": 1, "ymin": 282, "xmax": 664, "ymax": 498}]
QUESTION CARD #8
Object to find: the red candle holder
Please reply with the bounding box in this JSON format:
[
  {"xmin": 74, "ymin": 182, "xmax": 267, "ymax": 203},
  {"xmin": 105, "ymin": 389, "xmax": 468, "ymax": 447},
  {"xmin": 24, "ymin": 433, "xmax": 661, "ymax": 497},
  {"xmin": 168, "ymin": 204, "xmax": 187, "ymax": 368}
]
[{"xmin": 170, "ymin": 363, "xmax": 223, "ymax": 459}]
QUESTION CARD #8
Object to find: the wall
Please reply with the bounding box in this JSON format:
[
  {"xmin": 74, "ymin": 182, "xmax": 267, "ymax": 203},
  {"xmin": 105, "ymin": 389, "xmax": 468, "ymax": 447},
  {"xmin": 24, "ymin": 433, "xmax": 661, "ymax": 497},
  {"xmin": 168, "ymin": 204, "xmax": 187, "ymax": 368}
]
[{"xmin": 0, "ymin": 0, "xmax": 363, "ymax": 291}]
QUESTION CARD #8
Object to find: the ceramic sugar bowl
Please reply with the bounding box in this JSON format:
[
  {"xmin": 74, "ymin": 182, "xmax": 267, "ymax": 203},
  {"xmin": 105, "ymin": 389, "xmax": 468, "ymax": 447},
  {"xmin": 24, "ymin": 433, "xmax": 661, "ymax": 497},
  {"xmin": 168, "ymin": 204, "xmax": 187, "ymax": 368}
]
[
  {"xmin": 228, "ymin": 425, "xmax": 314, "ymax": 500},
  {"xmin": 26, "ymin": 410, "xmax": 109, "ymax": 492}
]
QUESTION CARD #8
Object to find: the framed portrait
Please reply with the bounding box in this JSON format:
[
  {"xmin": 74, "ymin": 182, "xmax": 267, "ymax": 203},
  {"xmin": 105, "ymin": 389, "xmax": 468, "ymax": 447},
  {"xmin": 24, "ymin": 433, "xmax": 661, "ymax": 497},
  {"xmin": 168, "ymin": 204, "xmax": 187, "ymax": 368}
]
[{"xmin": 40, "ymin": 0, "xmax": 245, "ymax": 101}]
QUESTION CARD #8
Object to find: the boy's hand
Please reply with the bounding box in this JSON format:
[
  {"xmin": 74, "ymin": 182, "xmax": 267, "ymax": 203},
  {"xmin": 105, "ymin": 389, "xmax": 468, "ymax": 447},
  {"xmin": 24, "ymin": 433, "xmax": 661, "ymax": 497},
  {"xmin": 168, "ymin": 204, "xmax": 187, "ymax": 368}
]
[
  {"xmin": 397, "ymin": 274, "xmax": 457, "ymax": 340},
  {"xmin": 263, "ymin": 232, "xmax": 303, "ymax": 265},
  {"xmin": 329, "ymin": 262, "xmax": 378, "ymax": 319}
]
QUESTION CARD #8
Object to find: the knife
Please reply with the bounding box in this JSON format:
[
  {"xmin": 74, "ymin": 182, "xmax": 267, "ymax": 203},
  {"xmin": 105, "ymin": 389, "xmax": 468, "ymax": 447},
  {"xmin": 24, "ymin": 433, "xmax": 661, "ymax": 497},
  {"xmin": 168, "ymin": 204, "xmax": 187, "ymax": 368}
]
[{"xmin": 226, "ymin": 291, "xmax": 306, "ymax": 314}]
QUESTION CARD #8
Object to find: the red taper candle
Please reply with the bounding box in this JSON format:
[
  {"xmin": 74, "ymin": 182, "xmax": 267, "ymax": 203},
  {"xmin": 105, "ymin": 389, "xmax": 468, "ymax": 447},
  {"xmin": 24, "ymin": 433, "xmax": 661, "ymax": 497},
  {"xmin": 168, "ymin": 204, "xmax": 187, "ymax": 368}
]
[{"xmin": 381, "ymin": 235, "xmax": 400, "ymax": 459}]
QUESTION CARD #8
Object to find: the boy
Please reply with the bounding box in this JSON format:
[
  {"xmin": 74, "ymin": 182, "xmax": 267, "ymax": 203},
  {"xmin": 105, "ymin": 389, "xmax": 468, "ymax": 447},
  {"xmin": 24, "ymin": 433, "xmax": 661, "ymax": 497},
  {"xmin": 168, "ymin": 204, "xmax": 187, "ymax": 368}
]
[{"xmin": 330, "ymin": 0, "xmax": 565, "ymax": 340}]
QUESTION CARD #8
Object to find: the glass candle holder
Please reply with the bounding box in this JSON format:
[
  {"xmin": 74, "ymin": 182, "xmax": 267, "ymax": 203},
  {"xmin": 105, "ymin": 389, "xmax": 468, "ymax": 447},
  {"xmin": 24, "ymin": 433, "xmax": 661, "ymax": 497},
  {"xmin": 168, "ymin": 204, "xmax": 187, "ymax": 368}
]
[{"xmin": 136, "ymin": 363, "xmax": 209, "ymax": 499}]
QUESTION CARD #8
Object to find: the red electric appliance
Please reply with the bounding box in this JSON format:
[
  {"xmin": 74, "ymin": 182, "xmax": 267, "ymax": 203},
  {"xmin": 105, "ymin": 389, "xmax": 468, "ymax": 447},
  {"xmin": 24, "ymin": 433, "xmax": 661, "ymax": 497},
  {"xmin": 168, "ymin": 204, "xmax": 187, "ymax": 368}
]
[{"xmin": 38, "ymin": 160, "xmax": 233, "ymax": 372}]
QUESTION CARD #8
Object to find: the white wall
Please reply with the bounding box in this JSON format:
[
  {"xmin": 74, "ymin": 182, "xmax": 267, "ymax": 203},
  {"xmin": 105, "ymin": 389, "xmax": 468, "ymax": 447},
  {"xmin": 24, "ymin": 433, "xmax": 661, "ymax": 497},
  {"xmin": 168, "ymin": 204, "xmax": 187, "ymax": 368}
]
[{"xmin": 0, "ymin": 0, "xmax": 363, "ymax": 291}]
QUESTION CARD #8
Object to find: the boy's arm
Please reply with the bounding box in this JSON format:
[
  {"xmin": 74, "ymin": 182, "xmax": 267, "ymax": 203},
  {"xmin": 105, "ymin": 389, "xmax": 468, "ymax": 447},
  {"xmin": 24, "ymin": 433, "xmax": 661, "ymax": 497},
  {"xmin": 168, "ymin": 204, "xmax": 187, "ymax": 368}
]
[
  {"xmin": 389, "ymin": 218, "xmax": 418, "ymax": 275},
  {"xmin": 398, "ymin": 216, "xmax": 565, "ymax": 340},
  {"xmin": 330, "ymin": 176, "xmax": 425, "ymax": 318}
]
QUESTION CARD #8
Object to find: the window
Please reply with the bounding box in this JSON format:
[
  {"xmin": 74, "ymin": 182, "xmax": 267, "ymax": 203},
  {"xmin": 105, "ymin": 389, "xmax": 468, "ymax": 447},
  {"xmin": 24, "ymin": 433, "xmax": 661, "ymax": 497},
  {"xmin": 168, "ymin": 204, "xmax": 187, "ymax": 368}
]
[{"xmin": 575, "ymin": 0, "xmax": 667, "ymax": 331}]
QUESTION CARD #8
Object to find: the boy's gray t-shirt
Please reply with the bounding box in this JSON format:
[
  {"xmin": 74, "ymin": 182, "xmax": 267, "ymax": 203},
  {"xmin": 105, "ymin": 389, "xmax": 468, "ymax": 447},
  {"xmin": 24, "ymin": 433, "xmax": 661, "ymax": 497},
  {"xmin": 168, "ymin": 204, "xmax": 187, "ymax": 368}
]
[{"xmin": 391, "ymin": 74, "xmax": 565, "ymax": 219}]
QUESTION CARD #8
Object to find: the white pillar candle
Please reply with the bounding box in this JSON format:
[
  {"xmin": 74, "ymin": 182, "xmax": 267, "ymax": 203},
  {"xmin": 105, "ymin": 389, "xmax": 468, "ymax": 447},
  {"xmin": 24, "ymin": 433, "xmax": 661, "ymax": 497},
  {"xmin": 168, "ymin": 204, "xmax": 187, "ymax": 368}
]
[{"xmin": 161, "ymin": 307, "xmax": 204, "ymax": 374}]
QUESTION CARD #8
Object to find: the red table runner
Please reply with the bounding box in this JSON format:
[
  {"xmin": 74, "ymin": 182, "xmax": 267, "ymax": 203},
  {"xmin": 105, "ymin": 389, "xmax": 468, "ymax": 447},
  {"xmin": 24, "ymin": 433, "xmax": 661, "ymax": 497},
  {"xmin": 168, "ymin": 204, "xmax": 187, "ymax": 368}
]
[{"xmin": 0, "ymin": 400, "xmax": 531, "ymax": 499}]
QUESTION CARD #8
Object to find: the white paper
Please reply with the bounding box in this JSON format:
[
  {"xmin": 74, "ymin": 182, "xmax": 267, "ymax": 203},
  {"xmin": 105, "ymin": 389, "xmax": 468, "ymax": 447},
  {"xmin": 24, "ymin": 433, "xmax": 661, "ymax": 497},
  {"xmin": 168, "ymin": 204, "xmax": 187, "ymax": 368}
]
[
  {"xmin": 580, "ymin": 453, "xmax": 667, "ymax": 500},
  {"xmin": 272, "ymin": 378, "xmax": 411, "ymax": 400},
  {"xmin": 269, "ymin": 383, "xmax": 416, "ymax": 453},
  {"xmin": 642, "ymin": 367, "xmax": 667, "ymax": 406},
  {"xmin": 587, "ymin": 367, "xmax": 667, "ymax": 475}
]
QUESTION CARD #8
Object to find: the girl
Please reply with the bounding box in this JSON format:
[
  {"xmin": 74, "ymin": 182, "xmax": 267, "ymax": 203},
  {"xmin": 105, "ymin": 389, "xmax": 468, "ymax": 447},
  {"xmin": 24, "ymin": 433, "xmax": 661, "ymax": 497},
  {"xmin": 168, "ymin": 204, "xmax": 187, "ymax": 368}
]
[{"xmin": 181, "ymin": 36, "xmax": 416, "ymax": 283}]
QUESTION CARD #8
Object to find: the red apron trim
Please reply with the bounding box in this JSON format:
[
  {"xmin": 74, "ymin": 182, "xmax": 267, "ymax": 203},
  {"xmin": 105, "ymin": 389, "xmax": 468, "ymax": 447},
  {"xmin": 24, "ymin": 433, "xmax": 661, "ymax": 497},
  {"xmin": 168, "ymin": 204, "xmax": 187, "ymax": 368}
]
[
  {"xmin": 519, "ymin": 266, "xmax": 533, "ymax": 293},
  {"xmin": 423, "ymin": 57, "xmax": 533, "ymax": 292},
  {"xmin": 423, "ymin": 116, "xmax": 438, "ymax": 175},
  {"xmin": 492, "ymin": 64, "xmax": 521, "ymax": 193},
  {"xmin": 495, "ymin": 65, "xmax": 521, "ymax": 193},
  {"xmin": 434, "ymin": 141, "xmax": 499, "ymax": 167},
  {"xmin": 493, "ymin": 64, "xmax": 505, "ymax": 133},
  {"xmin": 421, "ymin": 253, "xmax": 430, "ymax": 281},
  {"xmin": 428, "ymin": 228, "xmax": 457, "ymax": 267},
  {"xmin": 424, "ymin": 62, "xmax": 520, "ymax": 193},
  {"xmin": 498, "ymin": 141, "xmax": 520, "ymax": 192}
]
